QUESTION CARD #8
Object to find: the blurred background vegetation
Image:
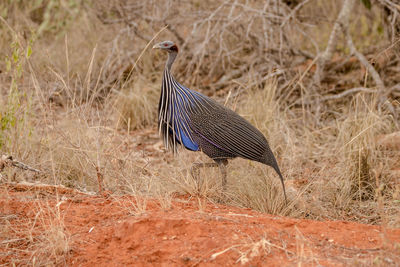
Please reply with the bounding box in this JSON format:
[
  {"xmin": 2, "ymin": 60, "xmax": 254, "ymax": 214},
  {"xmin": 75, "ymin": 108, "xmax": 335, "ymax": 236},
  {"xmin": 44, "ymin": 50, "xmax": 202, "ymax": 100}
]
[
  {"xmin": 0, "ymin": 0, "xmax": 399, "ymax": 225},
  {"xmin": 1, "ymin": 0, "xmax": 399, "ymax": 104}
]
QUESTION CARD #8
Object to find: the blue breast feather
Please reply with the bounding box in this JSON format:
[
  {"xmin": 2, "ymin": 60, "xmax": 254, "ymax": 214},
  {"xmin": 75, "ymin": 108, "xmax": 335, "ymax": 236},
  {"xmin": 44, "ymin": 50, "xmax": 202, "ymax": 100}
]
[{"xmin": 172, "ymin": 84, "xmax": 201, "ymax": 151}]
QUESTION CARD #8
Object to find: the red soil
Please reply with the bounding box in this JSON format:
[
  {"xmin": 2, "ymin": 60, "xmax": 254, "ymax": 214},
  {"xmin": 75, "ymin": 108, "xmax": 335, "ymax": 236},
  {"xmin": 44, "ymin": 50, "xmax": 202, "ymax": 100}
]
[{"xmin": 1, "ymin": 183, "xmax": 399, "ymax": 266}]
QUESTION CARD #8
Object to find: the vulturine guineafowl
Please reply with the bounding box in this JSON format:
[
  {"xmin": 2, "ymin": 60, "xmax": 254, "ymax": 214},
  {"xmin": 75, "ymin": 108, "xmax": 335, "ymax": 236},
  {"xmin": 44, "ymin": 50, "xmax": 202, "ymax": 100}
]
[{"xmin": 153, "ymin": 40, "xmax": 287, "ymax": 201}]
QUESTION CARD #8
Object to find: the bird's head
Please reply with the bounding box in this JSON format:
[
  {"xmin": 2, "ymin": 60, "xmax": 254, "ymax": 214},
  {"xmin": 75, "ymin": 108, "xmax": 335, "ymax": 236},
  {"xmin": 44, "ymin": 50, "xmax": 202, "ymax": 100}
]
[{"xmin": 152, "ymin": 41, "xmax": 179, "ymax": 53}]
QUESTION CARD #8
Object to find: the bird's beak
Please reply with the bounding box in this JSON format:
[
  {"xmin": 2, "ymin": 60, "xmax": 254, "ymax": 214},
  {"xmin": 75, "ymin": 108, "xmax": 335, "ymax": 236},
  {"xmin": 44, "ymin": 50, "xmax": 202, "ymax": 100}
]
[{"xmin": 152, "ymin": 43, "xmax": 162, "ymax": 49}]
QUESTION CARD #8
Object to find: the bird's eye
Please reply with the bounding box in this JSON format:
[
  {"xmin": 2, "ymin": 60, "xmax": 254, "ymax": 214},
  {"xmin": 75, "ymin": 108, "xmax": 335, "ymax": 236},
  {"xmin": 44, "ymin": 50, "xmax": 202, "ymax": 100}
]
[{"xmin": 164, "ymin": 43, "xmax": 169, "ymax": 47}]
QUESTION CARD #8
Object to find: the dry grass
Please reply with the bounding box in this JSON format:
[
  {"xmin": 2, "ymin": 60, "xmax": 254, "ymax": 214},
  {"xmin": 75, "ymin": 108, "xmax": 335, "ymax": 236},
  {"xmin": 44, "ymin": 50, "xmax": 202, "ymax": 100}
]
[
  {"xmin": 0, "ymin": 1, "xmax": 400, "ymax": 264},
  {"xmin": 0, "ymin": 198, "xmax": 70, "ymax": 266},
  {"xmin": 112, "ymin": 79, "xmax": 158, "ymax": 130}
]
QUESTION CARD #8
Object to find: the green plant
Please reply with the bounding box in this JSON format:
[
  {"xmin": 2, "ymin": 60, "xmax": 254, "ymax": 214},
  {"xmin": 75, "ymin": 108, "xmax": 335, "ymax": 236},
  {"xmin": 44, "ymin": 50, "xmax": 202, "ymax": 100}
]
[{"xmin": 0, "ymin": 31, "xmax": 34, "ymax": 149}]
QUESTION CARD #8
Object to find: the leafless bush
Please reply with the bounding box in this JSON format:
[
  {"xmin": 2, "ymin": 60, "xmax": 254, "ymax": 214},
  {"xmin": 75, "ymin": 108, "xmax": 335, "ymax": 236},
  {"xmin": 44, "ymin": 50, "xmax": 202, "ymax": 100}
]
[{"xmin": 94, "ymin": 0, "xmax": 308, "ymax": 91}]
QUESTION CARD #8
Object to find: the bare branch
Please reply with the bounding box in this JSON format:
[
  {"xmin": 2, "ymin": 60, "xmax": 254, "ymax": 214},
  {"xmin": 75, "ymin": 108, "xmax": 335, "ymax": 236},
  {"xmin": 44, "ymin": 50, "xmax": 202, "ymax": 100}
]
[
  {"xmin": 295, "ymin": 87, "xmax": 376, "ymax": 105},
  {"xmin": 343, "ymin": 27, "xmax": 385, "ymax": 90},
  {"xmin": 321, "ymin": 87, "xmax": 376, "ymax": 101},
  {"xmin": 313, "ymin": 0, "xmax": 356, "ymax": 86}
]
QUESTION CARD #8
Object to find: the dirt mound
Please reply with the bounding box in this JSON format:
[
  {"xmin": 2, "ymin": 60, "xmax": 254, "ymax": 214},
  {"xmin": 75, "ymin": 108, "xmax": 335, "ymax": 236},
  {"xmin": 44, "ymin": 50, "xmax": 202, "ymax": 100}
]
[{"xmin": 1, "ymin": 183, "xmax": 399, "ymax": 266}]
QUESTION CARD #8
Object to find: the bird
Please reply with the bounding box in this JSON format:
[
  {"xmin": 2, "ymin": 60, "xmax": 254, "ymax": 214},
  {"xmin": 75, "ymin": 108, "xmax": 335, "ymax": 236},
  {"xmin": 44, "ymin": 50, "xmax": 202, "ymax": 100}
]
[{"xmin": 153, "ymin": 40, "xmax": 287, "ymax": 202}]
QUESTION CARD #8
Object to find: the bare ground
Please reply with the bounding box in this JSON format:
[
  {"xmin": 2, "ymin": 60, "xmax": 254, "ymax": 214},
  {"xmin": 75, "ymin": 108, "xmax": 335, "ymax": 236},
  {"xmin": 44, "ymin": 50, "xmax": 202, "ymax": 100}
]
[{"xmin": 1, "ymin": 183, "xmax": 399, "ymax": 266}]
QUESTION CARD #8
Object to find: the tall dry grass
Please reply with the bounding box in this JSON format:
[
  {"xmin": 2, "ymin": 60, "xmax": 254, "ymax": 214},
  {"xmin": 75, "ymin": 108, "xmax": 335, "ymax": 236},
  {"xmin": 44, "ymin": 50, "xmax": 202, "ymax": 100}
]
[
  {"xmin": 0, "ymin": 197, "xmax": 70, "ymax": 266},
  {"xmin": 0, "ymin": 0, "xmax": 399, "ymax": 238}
]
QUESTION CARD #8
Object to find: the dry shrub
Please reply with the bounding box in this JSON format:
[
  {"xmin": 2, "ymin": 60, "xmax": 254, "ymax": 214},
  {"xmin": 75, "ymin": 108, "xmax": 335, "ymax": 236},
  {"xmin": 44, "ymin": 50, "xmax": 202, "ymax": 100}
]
[
  {"xmin": 93, "ymin": 0, "xmax": 306, "ymax": 93},
  {"xmin": 285, "ymin": 94, "xmax": 398, "ymax": 224},
  {"xmin": 315, "ymin": 95, "xmax": 397, "ymax": 223},
  {"xmin": 31, "ymin": 201, "xmax": 70, "ymax": 266},
  {"xmin": 336, "ymin": 95, "xmax": 389, "ymax": 200}
]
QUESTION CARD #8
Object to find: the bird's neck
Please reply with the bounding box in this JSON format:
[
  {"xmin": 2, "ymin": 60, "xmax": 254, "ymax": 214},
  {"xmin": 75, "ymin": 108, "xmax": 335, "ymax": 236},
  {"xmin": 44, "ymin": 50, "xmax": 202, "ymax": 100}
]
[{"xmin": 165, "ymin": 51, "xmax": 177, "ymax": 71}]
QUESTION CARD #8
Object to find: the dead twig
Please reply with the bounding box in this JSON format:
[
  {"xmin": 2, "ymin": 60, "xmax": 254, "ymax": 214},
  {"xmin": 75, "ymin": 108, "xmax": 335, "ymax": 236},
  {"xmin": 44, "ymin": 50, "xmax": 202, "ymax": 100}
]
[
  {"xmin": 96, "ymin": 166, "xmax": 104, "ymax": 194},
  {"xmin": 0, "ymin": 155, "xmax": 40, "ymax": 173},
  {"xmin": 295, "ymin": 87, "xmax": 377, "ymax": 105}
]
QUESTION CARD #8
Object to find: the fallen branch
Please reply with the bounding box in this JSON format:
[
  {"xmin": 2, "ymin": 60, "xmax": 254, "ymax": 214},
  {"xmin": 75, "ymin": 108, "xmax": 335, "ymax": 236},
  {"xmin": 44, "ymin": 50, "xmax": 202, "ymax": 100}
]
[
  {"xmin": 0, "ymin": 181, "xmax": 96, "ymax": 196},
  {"xmin": 0, "ymin": 155, "xmax": 40, "ymax": 173}
]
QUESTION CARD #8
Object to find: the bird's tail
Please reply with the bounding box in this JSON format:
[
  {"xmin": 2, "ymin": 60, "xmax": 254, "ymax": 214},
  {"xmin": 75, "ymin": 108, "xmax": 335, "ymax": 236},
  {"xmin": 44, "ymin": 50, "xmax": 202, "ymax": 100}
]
[{"xmin": 262, "ymin": 149, "xmax": 287, "ymax": 203}]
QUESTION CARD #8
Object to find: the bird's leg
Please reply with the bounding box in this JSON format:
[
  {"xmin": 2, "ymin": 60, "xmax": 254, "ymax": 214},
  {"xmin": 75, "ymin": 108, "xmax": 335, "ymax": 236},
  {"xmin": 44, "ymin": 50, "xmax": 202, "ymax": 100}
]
[
  {"xmin": 218, "ymin": 162, "xmax": 226, "ymax": 190},
  {"xmin": 216, "ymin": 160, "xmax": 228, "ymax": 189},
  {"xmin": 190, "ymin": 162, "xmax": 219, "ymax": 181},
  {"xmin": 190, "ymin": 162, "xmax": 218, "ymax": 192},
  {"xmin": 190, "ymin": 160, "xmax": 229, "ymax": 189}
]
